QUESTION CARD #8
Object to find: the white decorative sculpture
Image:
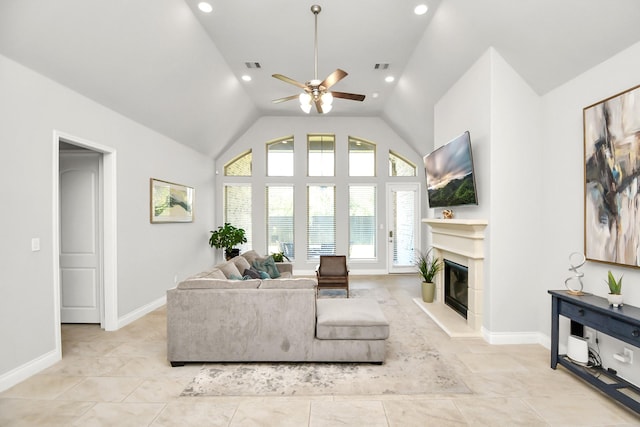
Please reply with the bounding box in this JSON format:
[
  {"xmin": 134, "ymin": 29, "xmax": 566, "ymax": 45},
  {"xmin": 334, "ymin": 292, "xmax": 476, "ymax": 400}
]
[{"xmin": 565, "ymin": 252, "xmax": 586, "ymax": 295}]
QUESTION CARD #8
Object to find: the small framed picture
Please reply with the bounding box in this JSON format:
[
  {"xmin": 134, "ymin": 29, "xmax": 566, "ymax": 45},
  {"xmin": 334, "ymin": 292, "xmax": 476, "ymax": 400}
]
[{"xmin": 150, "ymin": 178, "xmax": 194, "ymax": 223}]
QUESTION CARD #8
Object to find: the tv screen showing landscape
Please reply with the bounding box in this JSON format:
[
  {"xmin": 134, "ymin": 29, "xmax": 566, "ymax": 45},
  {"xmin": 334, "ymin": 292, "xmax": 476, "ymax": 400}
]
[{"xmin": 424, "ymin": 131, "xmax": 478, "ymax": 208}]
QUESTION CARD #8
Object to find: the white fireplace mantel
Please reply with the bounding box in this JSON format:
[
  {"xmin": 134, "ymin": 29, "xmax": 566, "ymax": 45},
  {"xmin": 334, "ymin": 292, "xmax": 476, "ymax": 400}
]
[{"xmin": 417, "ymin": 218, "xmax": 488, "ymax": 337}]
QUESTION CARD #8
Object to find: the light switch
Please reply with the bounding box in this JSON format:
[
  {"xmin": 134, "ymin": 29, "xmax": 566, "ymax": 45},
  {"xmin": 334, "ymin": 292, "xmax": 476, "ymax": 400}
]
[{"xmin": 31, "ymin": 238, "xmax": 40, "ymax": 252}]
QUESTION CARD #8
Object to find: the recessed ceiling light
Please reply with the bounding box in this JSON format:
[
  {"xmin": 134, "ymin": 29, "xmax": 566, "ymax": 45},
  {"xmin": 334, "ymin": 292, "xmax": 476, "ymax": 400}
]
[
  {"xmin": 198, "ymin": 2, "xmax": 213, "ymax": 13},
  {"xmin": 385, "ymin": 76, "xmax": 395, "ymax": 83},
  {"xmin": 414, "ymin": 4, "xmax": 428, "ymax": 15},
  {"xmin": 372, "ymin": 92, "xmax": 380, "ymax": 99},
  {"xmin": 241, "ymin": 75, "xmax": 252, "ymax": 82}
]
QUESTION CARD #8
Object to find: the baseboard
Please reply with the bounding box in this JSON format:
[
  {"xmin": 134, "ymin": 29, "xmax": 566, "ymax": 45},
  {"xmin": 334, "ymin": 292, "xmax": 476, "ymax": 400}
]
[
  {"xmin": 0, "ymin": 348, "xmax": 60, "ymax": 392},
  {"xmin": 0, "ymin": 295, "xmax": 167, "ymax": 393},
  {"xmin": 117, "ymin": 294, "xmax": 166, "ymax": 329},
  {"xmin": 482, "ymin": 328, "xmax": 547, "ymax": 346}
]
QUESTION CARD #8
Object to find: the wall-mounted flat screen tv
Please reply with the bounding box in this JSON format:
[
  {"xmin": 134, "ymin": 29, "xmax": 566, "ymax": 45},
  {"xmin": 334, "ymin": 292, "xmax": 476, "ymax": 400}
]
[{"xmin": 424, "ymin": 131, "xmax": 478, "ymax": 208}]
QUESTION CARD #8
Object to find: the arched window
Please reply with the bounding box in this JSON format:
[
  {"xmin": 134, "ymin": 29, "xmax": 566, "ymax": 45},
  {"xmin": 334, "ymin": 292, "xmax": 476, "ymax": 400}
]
[
  {"xmin": 389, "ymin": 150, "xmax": 416, "ymax": 176},
  {"xmin": 224, "ymin": 150, "xmax": 252, "ymax": 176}
]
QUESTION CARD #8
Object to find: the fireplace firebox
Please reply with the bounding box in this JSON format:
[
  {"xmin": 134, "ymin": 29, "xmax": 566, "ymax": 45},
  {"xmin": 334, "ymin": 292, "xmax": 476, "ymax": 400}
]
[{"xmin": 444, "ymin": 260, "xmax": 468, "ymax": 319}]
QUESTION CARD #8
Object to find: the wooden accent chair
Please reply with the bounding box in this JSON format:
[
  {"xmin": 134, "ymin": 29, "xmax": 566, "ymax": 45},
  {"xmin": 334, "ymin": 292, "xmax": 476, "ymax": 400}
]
[{"xmin": 316, "ymin": 255, "xmax": 349, "ymax": 297}]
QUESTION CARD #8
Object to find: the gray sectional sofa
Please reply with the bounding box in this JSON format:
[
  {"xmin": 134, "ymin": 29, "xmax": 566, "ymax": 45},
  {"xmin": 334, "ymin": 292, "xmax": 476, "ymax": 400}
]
[{"xmin": 167, "ymin": 250, "xmax": 390, "ymax": 365}]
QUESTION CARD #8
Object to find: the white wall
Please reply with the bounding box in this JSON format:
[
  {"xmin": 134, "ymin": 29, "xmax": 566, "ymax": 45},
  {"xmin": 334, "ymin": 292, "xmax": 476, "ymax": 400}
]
[
  {"xmin": 489, "ymin": 50, "xmax": 543, "ymax": 336},
  {"xmin": 215, "ymin": 116, "xmax": 424, "ymax": 273},
  {"xmin": 0, "ymin": 54, "xmax": 216, "ymax": 390},
  {"xmin": 433, "ymin": 48, "xmax": 543, "ymax": 340},
  {"xmin": 541, "ymin": 40, "xmax": 640, "ymax": 384}
]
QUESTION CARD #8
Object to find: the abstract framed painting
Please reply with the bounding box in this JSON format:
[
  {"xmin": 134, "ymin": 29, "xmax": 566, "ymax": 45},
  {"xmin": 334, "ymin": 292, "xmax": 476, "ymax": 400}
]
[
  {"xmin": 150, "ymin": 178, "xmax": 194, "ymax": 223},
  {"xmin": 584, "ymin": 84, "xmax": 640, "ymax": 267}
]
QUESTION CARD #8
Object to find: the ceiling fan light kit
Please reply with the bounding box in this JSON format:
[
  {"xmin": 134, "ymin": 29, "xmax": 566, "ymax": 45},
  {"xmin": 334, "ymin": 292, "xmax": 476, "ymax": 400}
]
[{"xmin": 272, "ymin": 4, "xmax": 365, "ymax": 114}]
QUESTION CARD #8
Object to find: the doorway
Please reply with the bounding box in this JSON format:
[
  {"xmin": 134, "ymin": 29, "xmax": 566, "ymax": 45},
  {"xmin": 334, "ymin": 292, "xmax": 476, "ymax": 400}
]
[
  {"xmin": 386, "ymin": 183, "xmax": 420, "ymax": 273},
  {"xmin": 59, "ymin": 150, "xmax": 102, "ymax": 323},
  {"xmin": 52, "ymin": 130, "xmax": 118, "ymax": 350}
]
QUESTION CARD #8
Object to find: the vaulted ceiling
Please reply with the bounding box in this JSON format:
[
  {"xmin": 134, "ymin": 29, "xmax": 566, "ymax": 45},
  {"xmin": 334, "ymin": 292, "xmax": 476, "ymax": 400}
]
[{"xmin": 1, "ymin": 0, "xmax": 639, "ymax": 158}]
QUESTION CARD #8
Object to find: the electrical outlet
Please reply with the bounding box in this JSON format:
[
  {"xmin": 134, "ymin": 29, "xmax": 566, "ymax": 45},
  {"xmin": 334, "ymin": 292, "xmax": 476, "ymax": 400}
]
[{"xmin": 624, "ymin": 348, "xmax": 634, "ymax": 365}]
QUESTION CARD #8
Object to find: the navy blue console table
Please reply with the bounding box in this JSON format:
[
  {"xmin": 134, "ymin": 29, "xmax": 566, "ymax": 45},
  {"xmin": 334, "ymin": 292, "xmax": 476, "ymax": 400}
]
[{"xmin": 548, "ymin": 290, "xmax": 640, "ymax": 414}]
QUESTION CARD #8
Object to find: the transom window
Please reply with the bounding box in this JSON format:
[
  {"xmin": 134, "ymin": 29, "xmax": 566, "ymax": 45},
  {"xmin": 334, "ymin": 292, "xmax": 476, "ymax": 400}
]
[
  {"xmin": 389, "ymin": 150, "xmax": 416, "ymax": 177},
  {"xmin": 308, "ymin": 134, "xmax": 335, "ymax": 176},
  {"xmin": 349, "ymin": 137, "xmax": 376, "ymax": 176},
  {"xmin": 267, "ymin": 137, "xmax": 294, "ymax": 177},
  {"xmin": 224, "ymin": 150, "xmax": 252, "ymax": 176}
]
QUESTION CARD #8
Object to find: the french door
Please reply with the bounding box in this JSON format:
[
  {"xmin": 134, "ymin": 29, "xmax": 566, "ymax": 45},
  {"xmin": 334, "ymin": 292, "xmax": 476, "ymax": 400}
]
[{"xmin": 387, "ymin": 183, "xmax": 420, "ymax": 273}]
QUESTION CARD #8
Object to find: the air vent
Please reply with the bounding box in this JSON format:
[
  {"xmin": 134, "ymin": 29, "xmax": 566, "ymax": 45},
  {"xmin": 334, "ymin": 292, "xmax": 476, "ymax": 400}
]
[
  {"xmin": 245, "ymin": 62, "xmax": 262, "ymax": 69},
  {"xmin": 374, "ymin": 63, "xmax": 390, "ymax": 70}
]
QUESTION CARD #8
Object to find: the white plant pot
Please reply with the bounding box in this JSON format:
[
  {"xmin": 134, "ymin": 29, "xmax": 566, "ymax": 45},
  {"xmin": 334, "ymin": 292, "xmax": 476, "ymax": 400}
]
[{"xmin": 607, "ymin": 293, "xmax": 623, "ymax": 308}]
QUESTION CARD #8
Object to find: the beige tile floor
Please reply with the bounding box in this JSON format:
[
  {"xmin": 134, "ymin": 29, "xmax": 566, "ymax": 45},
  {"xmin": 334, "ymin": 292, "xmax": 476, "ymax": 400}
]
[{"xmin": 1, "ymin": 275, "xmax": 639, "ymax": 426}]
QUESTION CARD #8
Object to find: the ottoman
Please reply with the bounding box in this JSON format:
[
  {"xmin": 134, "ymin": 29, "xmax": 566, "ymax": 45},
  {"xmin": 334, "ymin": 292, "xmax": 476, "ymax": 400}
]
[{"xmin": 316, "ymin": 298, "xmax": 390, "ymax": 340}]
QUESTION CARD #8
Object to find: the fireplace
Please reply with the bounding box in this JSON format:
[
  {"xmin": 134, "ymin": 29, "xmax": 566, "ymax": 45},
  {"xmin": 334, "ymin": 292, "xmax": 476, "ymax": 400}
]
[
  {"xmin": 444, "ymin": 260, "xmax": 468, "ymax": 318},
  {"xmin": 418, "ymin": 218, "xmax": 488, "ymax": 336}
]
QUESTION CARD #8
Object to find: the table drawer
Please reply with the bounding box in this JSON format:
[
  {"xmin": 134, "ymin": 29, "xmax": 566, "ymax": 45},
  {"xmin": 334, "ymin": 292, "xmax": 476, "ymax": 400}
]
[
  {"xmin": 560, "ymin": 300, "xmax": 607, "ymax": 327},
  {"xmin": 607, "ymin": 318, "xmax": 640, "ymax": 345}
]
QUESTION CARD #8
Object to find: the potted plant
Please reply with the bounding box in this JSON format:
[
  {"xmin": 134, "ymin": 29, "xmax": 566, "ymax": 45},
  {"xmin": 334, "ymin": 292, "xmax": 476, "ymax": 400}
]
[
  {"xmin": 605, "ymin": 270, "xmax": 623, "ymax": 307},
  {"xmin": 209, "ymin": 223, "xmax": 247, "ymax": 260},
  {"xmin": 416, "ymin": 248, "xmax": 443, "ymax": 303},
  {"xmin": 271, "ymin": 251, "xmax": 290, "ymax": 263}
]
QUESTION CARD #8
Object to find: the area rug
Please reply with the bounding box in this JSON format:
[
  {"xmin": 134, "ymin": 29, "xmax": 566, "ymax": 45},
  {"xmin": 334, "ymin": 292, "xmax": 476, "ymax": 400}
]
[{"xmin": 181, "ymin": 288, "xmax": 471, "ymax": 397}]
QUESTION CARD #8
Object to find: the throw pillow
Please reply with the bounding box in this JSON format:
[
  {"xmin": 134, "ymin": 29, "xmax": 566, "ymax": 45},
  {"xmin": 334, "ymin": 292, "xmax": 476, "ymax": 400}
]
[
  {"xmin": 258, "ymin": 271, "xmax": 271, "ymax": 279},
  {"xmin": 229, "ymin": 274, "xmax": 244, "ymax": 280},
  {"xmin": 232, "ymin": 255, "xmax": 251, "ymax": 272},
  {"xmin": 241, "ymin": 250, "xmax": 261, "ymax": 266},
  {"xmin": 218, "ymin": 261, "xmax": 241, "ymax": 279},
  {"xmin": 243, "ymin": 268, "xmax": 260, "ymax": 279},
  {"xmin": 252, "ymin": 256, "xmax": 281, "ymax": 279}
]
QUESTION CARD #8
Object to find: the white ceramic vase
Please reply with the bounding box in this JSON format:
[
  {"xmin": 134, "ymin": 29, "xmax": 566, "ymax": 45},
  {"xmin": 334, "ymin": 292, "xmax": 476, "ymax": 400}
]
[{"xmin": 607, "ymin": 293, "xmax": 623, "ymax": 308}]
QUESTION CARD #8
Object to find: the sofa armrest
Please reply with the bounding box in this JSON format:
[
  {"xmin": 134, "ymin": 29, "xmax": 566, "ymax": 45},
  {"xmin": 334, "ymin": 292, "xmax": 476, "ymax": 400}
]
[{"xmin": 276, "ymin": 262, "xmax": 293, "ymax": 275}]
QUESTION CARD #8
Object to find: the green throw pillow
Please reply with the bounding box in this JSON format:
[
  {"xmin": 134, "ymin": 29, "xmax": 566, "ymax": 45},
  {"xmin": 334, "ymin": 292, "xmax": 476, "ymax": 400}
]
[
  {"xmin": 252, "ymin": 256, "xmax": 281, "ymax": 279},
  {"xmin": 258, "ymin": 271, "xmax": 270, "ymax": 279}
]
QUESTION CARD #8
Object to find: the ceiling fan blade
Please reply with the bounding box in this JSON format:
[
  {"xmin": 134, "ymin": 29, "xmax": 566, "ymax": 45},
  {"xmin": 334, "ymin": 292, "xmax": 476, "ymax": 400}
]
[
  {"xmin": 272, "ymin": 94, "xmax": 299, "ymax": 104},
  {"xmin": 272, "ymin": 74, "xmax": 307, "ymax": 89},
  {"xmin": 320, "ymin": 69, "xmax": 348, "ymax": 90},
  {"xmin": 314, "ymin": 98, "xmax": 324, "ymax": 114},
  {"xmin": 332, "ymin": 91, "xmax": 366, "ymax": 102}
]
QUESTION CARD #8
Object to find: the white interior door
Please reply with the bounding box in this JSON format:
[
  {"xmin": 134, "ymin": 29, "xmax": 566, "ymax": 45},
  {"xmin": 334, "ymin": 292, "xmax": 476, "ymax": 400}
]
[
  {"xmin": 59, "ymin": 152, "xmax": 102, "ymax": 323},
  {"xmin": 387, "ymin": 183, "xmax": 420, "ymax": 273}
]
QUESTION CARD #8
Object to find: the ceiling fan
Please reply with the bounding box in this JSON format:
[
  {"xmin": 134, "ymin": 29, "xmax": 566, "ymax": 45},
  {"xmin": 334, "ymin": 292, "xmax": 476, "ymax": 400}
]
[{"xmin": 272, "ymin": 4, "xmax": 366, "ymax": 114}]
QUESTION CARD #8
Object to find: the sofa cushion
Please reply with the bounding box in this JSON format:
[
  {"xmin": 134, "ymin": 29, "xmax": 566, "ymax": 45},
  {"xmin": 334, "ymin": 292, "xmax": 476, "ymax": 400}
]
[
  {"xmin": 232, "ymin": 255, "xmax": 251, "ymax": 272},
  {"xmin": 316, "ymin": 298, "xmax": 389, "ymax": 340},
  {"xmin": 259, "ymin": 278, "xmax": 317, "ymax": 289},
  {"xmin": 177, "ymin": 278, "xmax": 261, "ymax": 289},
  {"xmin": 218, "ymin": 261, "xmax": 242, "ymax": 279},
  {"xmin": 241, "ymin": 250, "xmax": 261, "ymax": 266},
  {"xmin": 252, "ymin": 256, "xmax": 281, "ymax": 279},
  {"xmin": 191, "ymin": 268, "xmax": 226, "ymax": 280}
]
